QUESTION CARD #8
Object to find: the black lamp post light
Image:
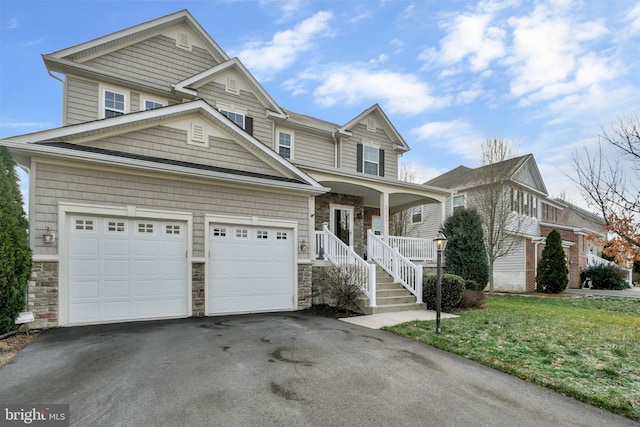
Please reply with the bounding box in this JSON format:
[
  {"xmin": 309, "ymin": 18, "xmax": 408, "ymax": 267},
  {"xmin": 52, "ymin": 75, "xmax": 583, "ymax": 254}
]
[{"xmin": 434, "ymin": 231, "xmax": 448, "ymax": 334}]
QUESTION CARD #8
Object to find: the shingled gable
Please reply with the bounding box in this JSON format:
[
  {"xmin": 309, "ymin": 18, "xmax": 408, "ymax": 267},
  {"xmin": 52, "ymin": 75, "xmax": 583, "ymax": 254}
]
[
  {"xmin": 173, "ymin": 58, "xmax": 286, "ymax": 117},
  {"xmin": 425, "ymin": 154, "xmax": 547, "ymax": 195},
  {"xmin": 42, "ymin": 10, "xmax": 229, "ymax": 97},
  {"xmin": 339, "ymin": 104, "xmax": 410, "ymax": 153},
  {"xmin": 2, "ymin": 100, "xmax": 327, "ymax": 194}
]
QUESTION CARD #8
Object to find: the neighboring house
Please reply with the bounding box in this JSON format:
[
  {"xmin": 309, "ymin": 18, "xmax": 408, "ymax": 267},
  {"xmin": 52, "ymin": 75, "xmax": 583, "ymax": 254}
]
[
  {"xmin": 411, "ymin": 154, "xmax": 605, "ymax": 292},
  {"xmin": 1, "ymin": 10, "xmax": 448, "ymax": 328}
]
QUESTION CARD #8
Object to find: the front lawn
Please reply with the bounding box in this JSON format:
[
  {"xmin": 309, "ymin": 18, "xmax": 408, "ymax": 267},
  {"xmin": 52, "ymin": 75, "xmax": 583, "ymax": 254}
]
[{"xmin": 385, "ymin": 295, "xmax": 640, "ymax": 421}]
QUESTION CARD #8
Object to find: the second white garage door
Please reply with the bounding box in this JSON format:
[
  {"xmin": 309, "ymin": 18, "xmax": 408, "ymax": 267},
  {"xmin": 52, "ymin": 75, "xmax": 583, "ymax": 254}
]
[{"xmin": 208, "ymin": 224, "xmax": 295, "ymax": 314}]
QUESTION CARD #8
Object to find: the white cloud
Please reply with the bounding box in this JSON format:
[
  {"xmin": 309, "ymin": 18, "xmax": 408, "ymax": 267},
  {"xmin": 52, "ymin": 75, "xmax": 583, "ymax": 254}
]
[
  {"xmin": 625, "ymin": 1, "xmax": 640, "ymax": 34},
  {"xmin": 410, "ymin": 120, "xmax": 485, "ymax": 162},
  {"xmin": 506, "ymin": 4, "xmax": 610, "ymax": 99},
  {"xmin": 303, "ymin": 64, "xmax": 448, "ymax": 115},
  {"xmin": 232, "ymin": 11, "xmax": 333, "ymax": 80},
  {"xmin": 3, "ymin": 17, "xmax": 18, "ymax": 30},
  {"xmin": 421, "ymin": 12, "xmax": 506, "ymax": 73}
]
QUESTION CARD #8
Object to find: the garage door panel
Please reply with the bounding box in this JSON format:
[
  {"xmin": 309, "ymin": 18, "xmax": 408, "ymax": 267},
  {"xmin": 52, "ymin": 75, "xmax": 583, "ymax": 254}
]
[
  {"xmin": 68, "ymin": 216, "xmax": 188, "ymax": 324},
  {"xmin": 209, "ymin": 224, "xmax": 294, "ymax": 315}
]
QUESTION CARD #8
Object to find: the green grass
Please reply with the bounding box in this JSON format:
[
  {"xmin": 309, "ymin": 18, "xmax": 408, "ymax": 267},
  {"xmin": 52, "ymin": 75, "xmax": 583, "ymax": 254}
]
[{"xmin": 385, "ymin": 295, "xmax": 640, "ymax": 421}]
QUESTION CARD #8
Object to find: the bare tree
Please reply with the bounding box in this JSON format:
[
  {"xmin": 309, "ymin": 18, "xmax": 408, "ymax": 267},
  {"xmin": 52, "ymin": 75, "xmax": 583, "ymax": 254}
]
[
  {"xmin": 475, "ymin": 138, "xmax": 526, "ymax": 294},
  {"xmin": 572, "ymin": 115, "xmax": 640, "ymax": 261},
  {"xmin": 390, "ymin": 162, "xmax": 418, "ymax": 236}
]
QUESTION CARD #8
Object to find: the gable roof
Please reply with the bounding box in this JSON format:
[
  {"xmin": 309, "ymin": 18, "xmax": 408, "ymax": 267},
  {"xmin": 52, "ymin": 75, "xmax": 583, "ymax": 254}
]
[
  {"xmin": 42, "ymin": 10, "xmax": 229, "ymax": 97},
  {"xmin": 44, "ymin": 10, "xmax": 228, "ymax": 63},
  {"xmin": 173, "ymin": 57, "xmax": 285, "ymax": 116},
  {"xmin": 1, "ymin": 100, "xmax": 328, "ymax": 195},
  {"xmin": 339, "ymin": 104, "xmax": 410, "ymax": 152},
  {"xmin": 425, "ymin": 154, "xmax": 548, "ymax": 195}
]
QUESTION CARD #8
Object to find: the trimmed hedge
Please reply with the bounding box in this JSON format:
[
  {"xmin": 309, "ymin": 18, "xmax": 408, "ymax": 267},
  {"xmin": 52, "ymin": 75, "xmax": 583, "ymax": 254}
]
[{"xmin": 423, "ymin": 273, "xmax": 465, "ymax": 312}]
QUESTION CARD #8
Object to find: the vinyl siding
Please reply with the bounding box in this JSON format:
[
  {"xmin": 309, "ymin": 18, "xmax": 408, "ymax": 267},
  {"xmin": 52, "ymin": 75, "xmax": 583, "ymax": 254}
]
[
  {"xmin": 514, "ymin": 162, "xmax": 537, "ymax": 189},
  {"xmin": 493, "ymin": 237, "xmax": 525, "ymax": 272},
  {"xmin": 70, "ymin": 126, "xmax": 286, "ymax": 178},
  {"xmin": 342, "ymin": 124, "xmax": 398, "ymax": 178},
  {"xmin": 409, "ymin": 202, "xmax": 442, "ymax": 239},
  {"xmin": 32, "ymin": 162, "xmax": 309, "ymax": 258},
  {"xmin": 64, "ymin": 76, "xmax": 99, "ymax": 125},
  {"xmin": 197, "ymin": 81, "xmax": 273, "ymax": 146},
  {"xmin": 84, "ymin": 35, "xmax": 217, "ymax": 89},
  {"xmin": 291, "ymin": 128, "xmax": 335, "ymax": 167}
]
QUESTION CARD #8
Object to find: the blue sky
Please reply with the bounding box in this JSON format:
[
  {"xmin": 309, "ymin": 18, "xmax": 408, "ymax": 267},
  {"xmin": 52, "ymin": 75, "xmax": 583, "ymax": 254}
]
[{"xmin": 1, "ymin": 0, "xmax": 639, "ymax": 209}]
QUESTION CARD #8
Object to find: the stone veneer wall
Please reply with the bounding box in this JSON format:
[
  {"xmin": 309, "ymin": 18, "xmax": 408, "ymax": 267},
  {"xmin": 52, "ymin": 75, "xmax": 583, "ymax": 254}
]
[
  {"xmin": 298, "ymin": 263, "xmax": 313, "ymax": 309},
  {"xmin": 314, "ymin": 193, "xmax": 365, "ymax": 256},
  {"xmin": 311, "ymin": 265, "xmax": 329, "ymax": 305},
  {"xmin": 192, "ymin": 262, "xmax": 205, "ymax": 317},
  {"xmin": 28, "ymin": 261, "xmax": 59, "ymax": 329}
]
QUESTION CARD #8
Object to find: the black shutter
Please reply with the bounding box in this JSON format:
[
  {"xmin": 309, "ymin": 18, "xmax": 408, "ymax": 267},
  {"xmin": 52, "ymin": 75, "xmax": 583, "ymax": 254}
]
[
  {"xmin": 379, "ymin": 149, "xmax": 385, "ymax": 177},
  {"xmin": 356, "ymin": 143, "xmax": 363, "ymax": 172},
  {"xmin": 245, "ymin": 117, "xmax": 253, "ymax": 136}
]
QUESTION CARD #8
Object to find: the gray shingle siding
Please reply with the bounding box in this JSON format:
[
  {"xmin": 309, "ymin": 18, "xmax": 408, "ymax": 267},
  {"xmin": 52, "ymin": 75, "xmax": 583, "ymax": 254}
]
[
  {"xmin": 84, "ymin": 35, "xmax": 218, "ymax": 89},
  {"xmin": 33, "ymin": 161, "xmax": 309, "ymax": 258},
  {"xmin": 64, "ymin": 76, "xmax": 99, "ymax": 125}
]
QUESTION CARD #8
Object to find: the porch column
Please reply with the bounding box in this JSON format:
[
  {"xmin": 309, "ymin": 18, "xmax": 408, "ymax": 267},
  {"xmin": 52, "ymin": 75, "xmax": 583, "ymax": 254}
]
[{"xmin": 380, "ymin": 191, "xmax": 389, "ymax": 243}]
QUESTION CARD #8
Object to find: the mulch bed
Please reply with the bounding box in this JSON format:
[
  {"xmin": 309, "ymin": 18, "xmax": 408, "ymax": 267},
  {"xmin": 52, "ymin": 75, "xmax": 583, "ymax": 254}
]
[
  {"xmin": 0, "ymin": 332, "xmax": 38, "ymax": 368},
  {"xmin": 302, "ymin": 304, "xmax": 364, "ymax": 319}
]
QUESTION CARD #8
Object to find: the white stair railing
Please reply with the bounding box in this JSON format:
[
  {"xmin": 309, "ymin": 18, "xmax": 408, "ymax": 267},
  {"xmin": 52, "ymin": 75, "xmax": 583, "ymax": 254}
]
[
  {"xmin": 387, "ymin": 236, "xmax": 435, "ymax": 262},
  {"xmin": 317, "ymin": 224, "xmax": 377, "ymax": 307},
  {"xmin": 368, "ymin": 230, "xmax": 423, "ymax": 303}
]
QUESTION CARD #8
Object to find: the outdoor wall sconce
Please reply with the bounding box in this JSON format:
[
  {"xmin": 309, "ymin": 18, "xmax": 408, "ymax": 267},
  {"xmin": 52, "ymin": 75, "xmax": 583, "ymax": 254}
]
[
  {"xmin": 43, "ymin": 227, "xmax": 56, "ymax": 244},
  {"xmin": 299, "ymin": 239, "xmax": 308, "ymax": 252}
]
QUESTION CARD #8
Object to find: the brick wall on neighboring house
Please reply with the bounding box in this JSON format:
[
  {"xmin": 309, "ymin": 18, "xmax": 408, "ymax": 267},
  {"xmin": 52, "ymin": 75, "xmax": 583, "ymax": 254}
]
[
  {"xmin": 28, "ymin": 261, "xmax": 59, "ymax": 329},
  {"xmin": 540, "ymin": 226, "xmax": 583, "ymax": 289},
  {"xmin": 525, "ymin": 239, "xmax": 537, "ymax": 292}
]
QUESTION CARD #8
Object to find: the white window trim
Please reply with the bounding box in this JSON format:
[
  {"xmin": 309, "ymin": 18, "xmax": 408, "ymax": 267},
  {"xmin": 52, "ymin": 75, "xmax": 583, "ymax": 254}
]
[
  {"xmin": 142, "ymin": 97, "xmax": 166, "ymax": 111},
  {"xmin": 362, "ymin": 142, "xmax": 380, "ymax": 176},
  {"xmin": 452, "ymin": 195, "xmax": 465, "ymax": 212},
  {"xmin": 411, "ymin": 205, "xmax": 423, "ymax": 224},
  {"xmin": 100, "ymin": 85, "xmax": 128, "ymax": 119},
  {"xmin": 329, "ymin": 204, "xmax": 354, "ymax": 247},
  {"xmin": 277, "ymin": 129, "xmax": 294, "ymax": 159},
  {"xmin": 216, "ymin": 102, "xmax": 247, "ymax": 129},
  {"xmin": 57, "ymin": 201, "xmax": 193, "ymax": 326}
]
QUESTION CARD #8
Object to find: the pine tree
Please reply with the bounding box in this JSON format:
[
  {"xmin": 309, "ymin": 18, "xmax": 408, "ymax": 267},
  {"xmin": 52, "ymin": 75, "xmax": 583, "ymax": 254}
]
[
  {"xmin": 0, "ymin": 146, "xmax": 32, "ymax": 333},
  {"xmin": 536, "ymin": 229, "xmax": 568, "ymax": 293},
  {"xmin": 442, "ymin": 207, "xmax": 489, "ymax": 288}
]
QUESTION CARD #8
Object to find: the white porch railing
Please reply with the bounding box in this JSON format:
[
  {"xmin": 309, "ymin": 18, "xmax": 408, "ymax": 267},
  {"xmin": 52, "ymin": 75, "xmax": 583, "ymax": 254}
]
[
  {"xmin": 316, "ymin": 224, "xmax": 377, "ymax": 307},
  {"xmin": 368, "ymin": 230, "xmax": 423, "ymax": 303},
  {"xmin": 587, "ymin": 253, "xmax": 633, "ymax": 288},
  {"xmin": 387, "ymin": 236, "xmax": 435, "ymax": 262}
]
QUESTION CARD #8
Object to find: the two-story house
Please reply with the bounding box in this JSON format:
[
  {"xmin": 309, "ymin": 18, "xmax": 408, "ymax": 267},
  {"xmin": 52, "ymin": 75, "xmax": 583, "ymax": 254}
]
[
  {"xmin": 1, "ymin": 10, "xmax": 448, "ymax": 328},
  {"xmin": 411, "ymin": 154, "xmax": 605, "ymax": 292}
]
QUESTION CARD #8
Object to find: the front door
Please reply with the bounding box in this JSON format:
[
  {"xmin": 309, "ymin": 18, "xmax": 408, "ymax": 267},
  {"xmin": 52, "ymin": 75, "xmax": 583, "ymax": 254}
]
[{"xmin": 330, "ymin": 205, "xmax": 353, "ymax": 247}]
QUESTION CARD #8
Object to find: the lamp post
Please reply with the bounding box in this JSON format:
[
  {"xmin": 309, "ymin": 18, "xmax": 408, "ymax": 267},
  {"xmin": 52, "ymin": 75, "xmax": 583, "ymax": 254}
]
[{"xmin": 434, "ymin": 231, "xmax": 448, "ymax": 334}]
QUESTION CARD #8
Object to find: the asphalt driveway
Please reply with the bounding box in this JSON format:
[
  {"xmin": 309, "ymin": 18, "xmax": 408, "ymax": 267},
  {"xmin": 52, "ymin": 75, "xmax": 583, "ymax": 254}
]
[{"xmin": 0, "ymin": 313, "xmax": 636, "ymax": 427}]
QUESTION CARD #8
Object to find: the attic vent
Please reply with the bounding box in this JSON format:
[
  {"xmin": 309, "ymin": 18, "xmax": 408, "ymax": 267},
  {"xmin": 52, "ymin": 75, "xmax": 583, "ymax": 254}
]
[
  {"xmin": 367, "ymin": 118, "xmax": 376, "ymax": 132},
  {"xmin": 177, "ymin": 32, "xmax": 191, "ymax": 50},
  {"xmin": 191, "ymin": 123, "xmax": 206, "ymax": 144},
  {"xmin": 227, "ymin": 77, "xmax": 239, "ymax": 94}
]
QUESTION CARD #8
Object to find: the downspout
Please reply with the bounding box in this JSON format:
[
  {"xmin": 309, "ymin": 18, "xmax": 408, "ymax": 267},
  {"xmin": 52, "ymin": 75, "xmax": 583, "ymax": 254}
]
[
  {"xmin": 332, "ymin": 131, "xmax": 338, "ymax": 168},
  {"xmin": 48, "ymin": 69, "xmax": 64, "ymax": 84}
]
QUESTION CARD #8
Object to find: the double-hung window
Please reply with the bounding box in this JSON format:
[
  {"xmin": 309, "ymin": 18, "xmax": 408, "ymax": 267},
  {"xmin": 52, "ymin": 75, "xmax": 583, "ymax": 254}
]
[
  {"xmin": 453, "ymin": 195, "xmax": 465, "ymax": 212},
  {"xmin": 411, "ymin": 206, "xmax": 423, "ymax": 224},
  {"xmin": 363, "ymin": 145, "xmax": 380, "ymax": 175},
  {"xmin": 278, "ymin": 131, "xmax": 293, "ymax": 159},
  {"xmin": 144, "ymin": 100, "xmax": 164, "ymax": 110},
  {"xmin": 220, "ymin": 109, "xmax": 245, "ymax": 129},
  {"xmin": 104, "ymin": 90, "xmax": 125, "ymax": 118}
]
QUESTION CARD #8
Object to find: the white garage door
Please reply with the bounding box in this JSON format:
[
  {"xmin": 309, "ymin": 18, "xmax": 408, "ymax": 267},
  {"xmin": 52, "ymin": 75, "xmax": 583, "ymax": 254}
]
[
  {"xmin": 68, "ymin": 216, "xmax": 188, "ymax": 324},
  {"xmin": 209, "ymin": 224, "xmax": 294, "ymax": 314}
]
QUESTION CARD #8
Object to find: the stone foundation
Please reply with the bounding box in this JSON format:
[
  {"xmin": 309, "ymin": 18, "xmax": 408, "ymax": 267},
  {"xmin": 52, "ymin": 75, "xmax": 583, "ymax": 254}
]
[
  {"xmin": 28, "ymin": 261, "xmax": 59, "ymax": 329},
  {"xmin": 297, "ymin": 263, "xmax": 313, "ymax": 309},
  {"xmin": 192, "ymin": 262, "xmax": 205, "ymax": 317}
]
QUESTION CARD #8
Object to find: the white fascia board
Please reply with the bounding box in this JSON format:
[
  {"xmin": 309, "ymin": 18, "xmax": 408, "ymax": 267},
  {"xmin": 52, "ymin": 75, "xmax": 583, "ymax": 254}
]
[
  {"xmin": 2, "ymin": 140, "xmax": 329, "ymax": 196},
  {"xmin": 2, "ymin": 101, "xmax": 325, "ymax": 190}
]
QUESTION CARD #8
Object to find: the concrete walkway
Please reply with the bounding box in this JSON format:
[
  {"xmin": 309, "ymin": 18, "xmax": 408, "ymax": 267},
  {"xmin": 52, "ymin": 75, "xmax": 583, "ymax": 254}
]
[{"xmin": 339, "ymin": 309, "xmax": 457, "ymax": 329}]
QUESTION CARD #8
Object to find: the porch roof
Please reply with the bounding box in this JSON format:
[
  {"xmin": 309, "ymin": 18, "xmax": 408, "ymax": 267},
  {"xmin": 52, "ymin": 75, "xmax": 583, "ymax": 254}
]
[{"xmin": 298, "ymin": 164, "xmax": 451, "ymax": 213}]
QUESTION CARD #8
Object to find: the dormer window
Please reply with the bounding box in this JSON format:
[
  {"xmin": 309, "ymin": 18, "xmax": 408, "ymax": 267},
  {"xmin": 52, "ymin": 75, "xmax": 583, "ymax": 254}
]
[{"xmin": 104, "ymin": 90, "xmax": 126, "ymax": 118}]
